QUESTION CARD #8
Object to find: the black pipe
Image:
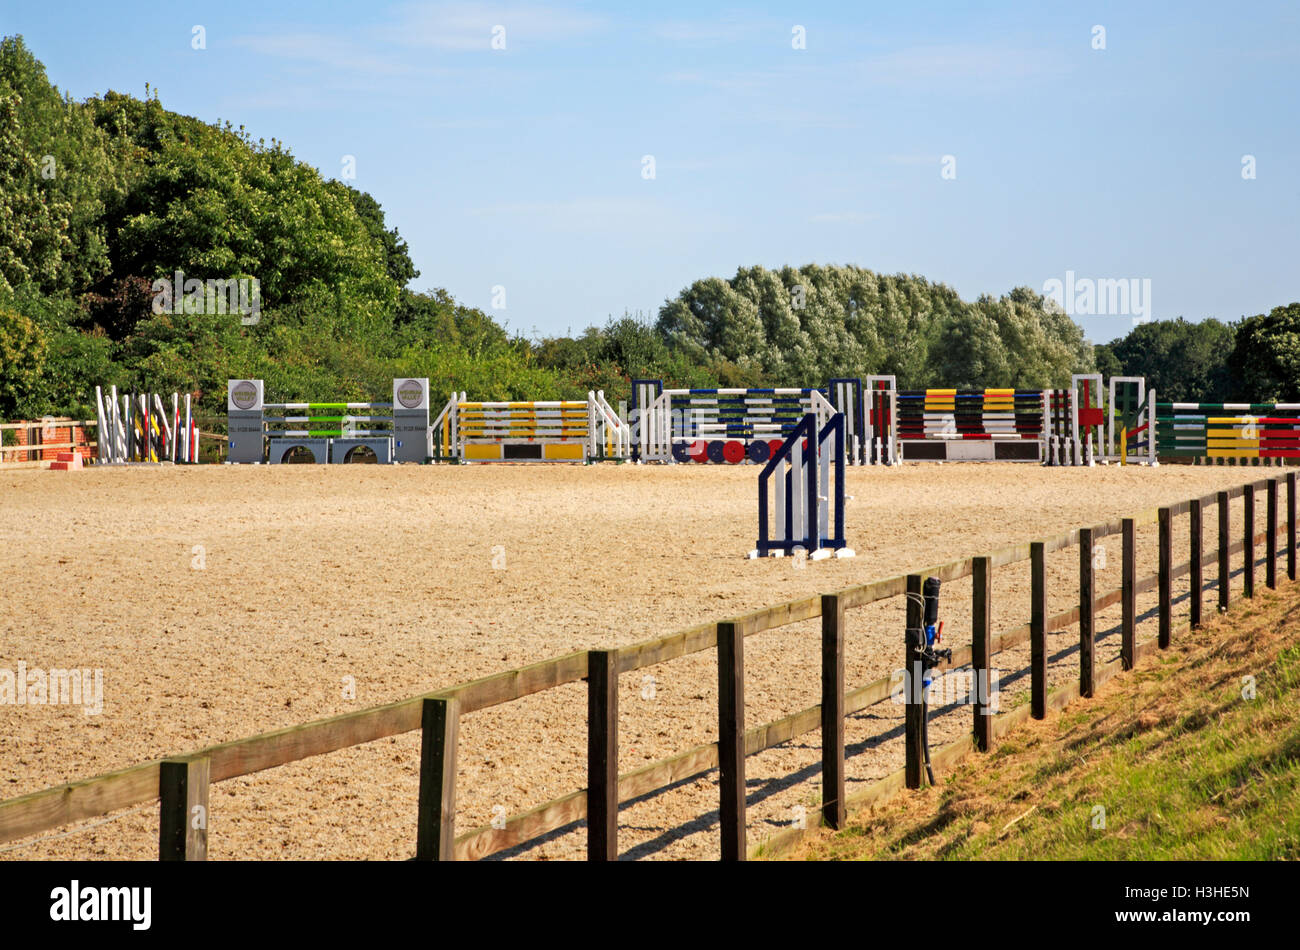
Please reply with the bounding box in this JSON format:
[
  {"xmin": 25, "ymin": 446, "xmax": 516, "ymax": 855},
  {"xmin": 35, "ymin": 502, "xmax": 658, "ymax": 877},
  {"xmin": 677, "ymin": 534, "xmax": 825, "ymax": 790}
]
[
  {"xmin": 921, "ymin": 695, "xmax": 936, "ymax": 786},
  {"xmin": 924, "ymin": 576, "xmax": 940, "ymax": 627}
]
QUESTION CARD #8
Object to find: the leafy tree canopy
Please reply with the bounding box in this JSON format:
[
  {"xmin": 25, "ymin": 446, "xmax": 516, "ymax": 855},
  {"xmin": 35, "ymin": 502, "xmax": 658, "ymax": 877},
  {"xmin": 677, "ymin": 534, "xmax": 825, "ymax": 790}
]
[
  {"xmin": 1101, "ymin": 317, "xmax": 1236, "ymax": 403},
  {"xmin": 655, "ymin": 264, "xmax": 1094, "ymax": 389},
  {"xmin": 1228, "ymin": 304, "xmax": 1300, "ymax": 402}
]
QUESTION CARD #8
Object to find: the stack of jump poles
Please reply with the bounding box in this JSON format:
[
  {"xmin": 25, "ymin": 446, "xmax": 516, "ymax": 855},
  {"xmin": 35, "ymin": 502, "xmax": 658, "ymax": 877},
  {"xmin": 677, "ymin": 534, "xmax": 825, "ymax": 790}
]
[{"xmin": 95, "ymin": 385, "xmax": 199, "ymax": 464}]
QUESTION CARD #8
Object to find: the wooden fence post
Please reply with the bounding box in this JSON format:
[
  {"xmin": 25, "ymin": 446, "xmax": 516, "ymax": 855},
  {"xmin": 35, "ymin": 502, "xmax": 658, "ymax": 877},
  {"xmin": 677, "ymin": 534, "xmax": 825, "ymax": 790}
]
[
  {"xmin": 1121, "ymin": 518, "xmax": 1136, "ymax": 669},
  {"xmin": 1289, "ymin": 472, "xmax": 1297, "ymax": 582},
  {"xmin": 972, "ymin": 557, "xmax": 993, "ymax": 752},
  {"xmin": 821, "ymin": 594, "xmax": 846, "ymax": 830},
  {"xmin": 904, "ymin": 574, "xmax": 925, "ymax": 789},
  {"xmin": 1158, "ymin": 507, "xmax": 1172, "ymax": 649},
  {"xmin": 1244, "ymin": 484, "xmax": 1256, "ymax": 598},
  {"xmin": 416, "ymin": 696, "xmax": 459, "ymax": 861},
  {"xmin": 717, "ymin": 620, "xmax": 745, "ymax": 861},
  {"xmin": 1218, "ymin": 491, "xmax": 1230, "ymax": 611},
  {"xmin": 1190, "ymin": 498, "xmax": 1203, "ymax": 628},
  {"xmin": 1080, "ymin": 528, "xmax": 1095, "ymax": 698},
  {"xmin": 1030, "ymin": 542, "xmax": 1046, "ymax": 720},
  {"xmin": 587, "ymin": 650, "xmax": 618, "ymax": 861},
  {"xmin": 1267, "ymin": 478, "xmax": 1278, "ymax": 590},
  {"xmin": 159, "ymin": 756, "xmax": 209, "ymax": 861}
]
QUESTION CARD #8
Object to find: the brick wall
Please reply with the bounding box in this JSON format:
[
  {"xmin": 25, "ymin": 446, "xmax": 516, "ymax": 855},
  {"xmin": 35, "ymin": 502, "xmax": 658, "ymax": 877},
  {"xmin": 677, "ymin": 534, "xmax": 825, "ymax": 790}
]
[{"xmin": 5, "ymin": 421, "xmax": 95, "ymax": 462}]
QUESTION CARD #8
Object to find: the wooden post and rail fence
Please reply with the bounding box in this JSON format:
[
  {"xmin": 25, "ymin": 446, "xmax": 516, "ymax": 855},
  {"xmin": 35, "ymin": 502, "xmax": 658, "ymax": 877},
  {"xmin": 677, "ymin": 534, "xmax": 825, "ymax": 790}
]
[
  {"xmin": 1, "ymin": 474, "xmax": 1294, "ymax": 860},
  {"xmin": 0, "ymin": 418, "xmax": 98, "ymax": 465},
  {"xmin": 0, "ymin": 416, "xmax": 228, "ymax": 467}
]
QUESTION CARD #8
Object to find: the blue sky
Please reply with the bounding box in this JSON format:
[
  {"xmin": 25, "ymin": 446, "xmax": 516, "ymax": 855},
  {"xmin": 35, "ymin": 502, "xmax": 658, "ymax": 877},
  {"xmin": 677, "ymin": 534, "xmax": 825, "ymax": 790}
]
[{"xmin": 5, "ymin": 1, "xmax": 1298, "ymax": 344}]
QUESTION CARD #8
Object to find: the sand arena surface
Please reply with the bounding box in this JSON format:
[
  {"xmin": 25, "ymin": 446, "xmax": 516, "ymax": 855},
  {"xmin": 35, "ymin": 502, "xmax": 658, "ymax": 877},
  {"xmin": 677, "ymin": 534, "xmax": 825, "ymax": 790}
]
[{"xmin": 0, "ymin": 461, "xmax": 1275, "ymax": 860}]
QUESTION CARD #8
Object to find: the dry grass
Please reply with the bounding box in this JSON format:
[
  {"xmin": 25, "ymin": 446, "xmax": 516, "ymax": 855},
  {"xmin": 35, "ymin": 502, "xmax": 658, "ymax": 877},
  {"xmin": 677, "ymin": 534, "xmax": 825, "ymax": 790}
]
[{"xmin": 782, "ymin": 585, "xmax": 1300, "ymax": 860}]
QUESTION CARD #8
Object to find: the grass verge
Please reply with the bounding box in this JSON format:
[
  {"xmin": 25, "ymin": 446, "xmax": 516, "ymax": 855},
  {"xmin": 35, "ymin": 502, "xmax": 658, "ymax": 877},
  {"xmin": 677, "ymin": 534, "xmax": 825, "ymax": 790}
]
[{"xmin": 781, "ymin": 587, "xmax": 1300, "ymax": 860}]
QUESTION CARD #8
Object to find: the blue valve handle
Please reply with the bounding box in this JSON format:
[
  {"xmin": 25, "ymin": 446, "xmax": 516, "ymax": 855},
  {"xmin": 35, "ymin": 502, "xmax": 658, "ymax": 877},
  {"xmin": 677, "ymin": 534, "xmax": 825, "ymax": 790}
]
[{"xmin": 923, "ymin": 624, "xmax": 938, "ymax": 686}]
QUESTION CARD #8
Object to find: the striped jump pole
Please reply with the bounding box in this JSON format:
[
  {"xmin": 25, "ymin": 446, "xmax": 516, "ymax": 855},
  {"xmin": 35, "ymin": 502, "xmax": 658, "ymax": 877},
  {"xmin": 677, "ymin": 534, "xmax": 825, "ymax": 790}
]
[
  {"xmin": 630, "ymin": 379, "xmax": 866, "ymax": 465},
  {"xmin": 435, "ymin": 392, "xmax": 629, "ymax": 463},
  {"xmin": 1157, "ymin": 401, "xmax": 1300, "ymax": 462},
  {"xmin": 893, "ymin": 389, "xmax": 1047, "ymax": 462}
]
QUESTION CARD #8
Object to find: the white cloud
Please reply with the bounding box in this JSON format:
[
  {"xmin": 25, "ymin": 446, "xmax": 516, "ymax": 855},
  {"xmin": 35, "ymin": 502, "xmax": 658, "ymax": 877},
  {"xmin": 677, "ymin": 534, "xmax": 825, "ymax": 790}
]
[
  {"xmin": 383, "ymin": 1, "xmax": 607, "ymax": 50},
  {"xmin": 234, "ymin": 2, "xmax": 607, "ymax": 91},
  {"xmin": 233, "ymin": 32, "xmax": 429, "ymax": 77}
]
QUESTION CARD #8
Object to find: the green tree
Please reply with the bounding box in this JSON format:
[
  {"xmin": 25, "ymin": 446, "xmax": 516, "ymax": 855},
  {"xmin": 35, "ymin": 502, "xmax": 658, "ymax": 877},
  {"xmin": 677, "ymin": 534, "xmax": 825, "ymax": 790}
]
[
  {"xmin": 0, "ymin": 36, "xmax": 118, "ymax": 296},
  {"xmin": 658, "ymin": 275, "xmax": 764, "ymax": 375},
  {"xmin": 1105, "ymin": 318, "xmax": 1236, "ymax": 402},
  {"xmin": 84, "ymin": 92, "xmax": 398, "ymax": 329},
  {"xmin": 333, "ymin": 184, "xmax": 418, "ymax": 288},
  {"xmin": 0, "ymin": 87, "xmax": 70, "ymax": 295},
  {"xmin": 1093, "ymin": 342, "xmax": 1122, "ymax": 379},
  {"xmin": 655, "ymin": 265, "xmax": 1091, "ymax": 389},
  {"xmin": 933, "ymin": 298, "xmax": 1009, "ymax": 387},
  {"xmin": 0, "ymin": 306, "xmax": 47, "ymax": 415},
  {"xmin": 1228, "ymin": 304, "xmax": 1300, "ymax": 402},
  {"xmin": 395, "ymin": 288, "xmax": 509, "ymax": 353}
]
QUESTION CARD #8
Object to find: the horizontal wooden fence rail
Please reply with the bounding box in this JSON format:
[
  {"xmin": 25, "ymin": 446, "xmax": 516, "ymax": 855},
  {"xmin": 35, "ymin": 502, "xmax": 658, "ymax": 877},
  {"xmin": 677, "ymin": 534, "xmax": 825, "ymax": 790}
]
[
  {"xmin": 1, "ymin": 475, "xmax": 1293, "ymax": 861},
  {"xmin": 0, "ymin": 441, "xmax": 96, "ymax": 454},
  {"xmin": 0, "ymin": 419, "xmax": 100, "ymax": 431}
]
